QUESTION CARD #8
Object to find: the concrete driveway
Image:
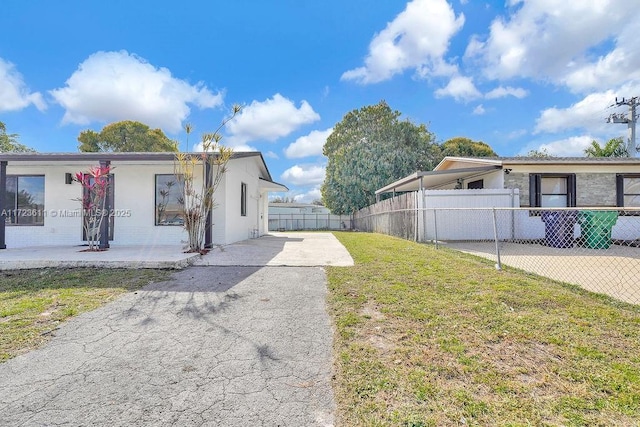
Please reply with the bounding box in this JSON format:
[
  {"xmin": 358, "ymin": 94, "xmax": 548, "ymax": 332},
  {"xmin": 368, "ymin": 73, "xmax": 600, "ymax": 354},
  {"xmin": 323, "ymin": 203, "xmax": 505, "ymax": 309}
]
[
  {"xmin": 195, "ymin": 232, "xmax": 354, "ymax": 267},
  {"xmin": 0, "ymin": 233, "xmax": 353, "ymax": 426}
]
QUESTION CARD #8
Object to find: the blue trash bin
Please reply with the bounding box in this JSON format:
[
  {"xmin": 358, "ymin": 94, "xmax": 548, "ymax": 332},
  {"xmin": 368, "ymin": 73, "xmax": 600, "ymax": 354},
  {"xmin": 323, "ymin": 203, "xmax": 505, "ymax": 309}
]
[{"xmin": 541, "ymin": 210, "xmax": 578, "ymax": 248}]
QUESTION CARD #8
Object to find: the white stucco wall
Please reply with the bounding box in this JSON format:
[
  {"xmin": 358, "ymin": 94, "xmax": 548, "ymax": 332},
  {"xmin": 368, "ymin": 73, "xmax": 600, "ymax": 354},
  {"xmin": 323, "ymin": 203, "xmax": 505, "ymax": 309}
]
[
  {"xmin": 216, "ymin": 157, "xmax": 262, "ymax": 245},
  {"xmin": 5, "ymin": 163, "xmax": 84, "ymax": 247},
  {"xmin": 110, "ymin": 163, "xmax": 188, "ymax": 246},
  {"xmin": 4, "ymin": 160, "xmax": 193, "ymax": 248}
]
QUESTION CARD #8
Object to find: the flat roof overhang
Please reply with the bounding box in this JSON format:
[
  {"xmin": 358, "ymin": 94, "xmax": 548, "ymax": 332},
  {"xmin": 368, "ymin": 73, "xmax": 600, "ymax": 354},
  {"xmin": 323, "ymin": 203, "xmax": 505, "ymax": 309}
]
[
  {"xmin": 375, "ymin": 165, "xmax": 502, "ymax": 195},
  {"xmin": 0, "ymin": 151, "xmax": 263, "ymax": 162},
  {"xmin": 259, "ymin": 178, "xmax": 288, "ymax": 192}
]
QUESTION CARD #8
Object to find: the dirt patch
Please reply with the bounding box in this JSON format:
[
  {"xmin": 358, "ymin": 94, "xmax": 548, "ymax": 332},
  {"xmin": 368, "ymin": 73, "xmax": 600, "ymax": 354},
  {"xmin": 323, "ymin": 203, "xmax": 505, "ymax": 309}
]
[
  {"xmin": 367, "ymin": 333, "xmax": 396, "ymax": 353},
  {"xmin": 360, "ymin": 301, "xmax": 385, "ymax": 320}
]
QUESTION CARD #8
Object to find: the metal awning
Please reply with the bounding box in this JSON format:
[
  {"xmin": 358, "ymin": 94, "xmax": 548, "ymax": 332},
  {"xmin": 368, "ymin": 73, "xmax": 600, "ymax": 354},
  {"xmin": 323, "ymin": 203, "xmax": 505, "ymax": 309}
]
[{"xmin": 375, "ymin": 165, "xmax": 502, "ymax": 195}]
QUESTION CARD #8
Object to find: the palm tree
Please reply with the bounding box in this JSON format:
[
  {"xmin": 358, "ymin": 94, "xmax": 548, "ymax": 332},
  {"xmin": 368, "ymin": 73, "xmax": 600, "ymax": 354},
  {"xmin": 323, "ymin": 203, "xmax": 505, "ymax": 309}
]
[{"xmin": 584, "ymin": 137, "xmax": 628, "ymax": 157}]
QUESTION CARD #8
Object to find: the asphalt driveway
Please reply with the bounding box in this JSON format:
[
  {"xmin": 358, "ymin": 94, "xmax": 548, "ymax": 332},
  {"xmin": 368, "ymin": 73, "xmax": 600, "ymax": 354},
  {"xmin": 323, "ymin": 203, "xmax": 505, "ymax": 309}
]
[{"xmin": 0, "ymin": 266, "xmax": 336, "ymax": 426}]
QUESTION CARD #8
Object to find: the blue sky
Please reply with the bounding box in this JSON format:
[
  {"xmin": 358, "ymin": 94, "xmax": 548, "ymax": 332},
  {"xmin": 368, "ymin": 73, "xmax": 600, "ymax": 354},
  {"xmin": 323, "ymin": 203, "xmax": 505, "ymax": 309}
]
[{"xmin": 2, "ymin": 0, "xmax": 639, "ymax": 202}]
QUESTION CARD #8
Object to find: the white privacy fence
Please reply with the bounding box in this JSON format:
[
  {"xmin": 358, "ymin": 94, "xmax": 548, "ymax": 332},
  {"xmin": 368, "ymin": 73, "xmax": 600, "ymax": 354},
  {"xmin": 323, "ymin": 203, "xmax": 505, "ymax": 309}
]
[
  {"xmin": 354, "ymin": 204, "xmax": 640, "ymax": 305},
  {"xmin": 268, "ymin": 213, "xmax": 352, "ymax": 231}
]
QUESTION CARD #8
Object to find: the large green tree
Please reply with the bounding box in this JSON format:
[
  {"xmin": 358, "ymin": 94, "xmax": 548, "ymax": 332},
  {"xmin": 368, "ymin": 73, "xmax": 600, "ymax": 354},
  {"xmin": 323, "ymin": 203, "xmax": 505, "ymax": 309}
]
[
  {"xmin": 78, "ymin": 121, "xmax": 178, "ymax": 152},
  {"xmin": 0, "ymin": 121, "xmax": 35, "ymax": 152},
  {"xmin": 321, "ymin": 101, "xmax": 439, "ymax": 214},
  {"xmin": 584, "ymin": 137, "xmax": 628, "ymax": 157},
  {"xmin": 440, "ymin": 137, "xmax": 497, "ymax": 157}
]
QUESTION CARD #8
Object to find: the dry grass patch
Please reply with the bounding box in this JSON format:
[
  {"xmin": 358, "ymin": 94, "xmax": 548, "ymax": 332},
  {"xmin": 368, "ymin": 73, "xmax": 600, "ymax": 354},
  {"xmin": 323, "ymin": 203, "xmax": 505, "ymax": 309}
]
[
  {"xmin": 327, "ymin": 232, "xmax": 640, "ymax": 426},
  {"xmin": 0, "ymin": 268, "xmax": 169, "ymax": 362}
]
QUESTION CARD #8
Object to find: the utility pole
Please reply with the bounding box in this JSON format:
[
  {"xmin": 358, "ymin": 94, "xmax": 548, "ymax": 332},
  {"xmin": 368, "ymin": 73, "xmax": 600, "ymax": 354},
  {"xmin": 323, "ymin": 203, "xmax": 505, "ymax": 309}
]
[{"xmin": 606, "ymin": 97, "xmax": 639, "ymax": 157}]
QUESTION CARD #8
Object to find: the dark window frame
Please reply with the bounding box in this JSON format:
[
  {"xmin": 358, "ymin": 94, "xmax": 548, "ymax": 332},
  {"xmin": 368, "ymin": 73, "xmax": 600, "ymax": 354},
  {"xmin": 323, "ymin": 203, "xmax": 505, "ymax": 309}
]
[
  {"xmin": 616, "ymin": 174, "xmax": 640, "ymax": 214},
  {"xmin": 4, "ymin": 175, "xmax": 45, "ymax": 226},
  {"xmin": 529, "ymin": 173, "xmax": 576, "ymax": 214},
  {"xmin": 154, "ymin": 174, "xmax": 184, "ymax": 226},
  {"xmin": 240, "ymin": 182, "xmax": 247, "ymax": 217}
]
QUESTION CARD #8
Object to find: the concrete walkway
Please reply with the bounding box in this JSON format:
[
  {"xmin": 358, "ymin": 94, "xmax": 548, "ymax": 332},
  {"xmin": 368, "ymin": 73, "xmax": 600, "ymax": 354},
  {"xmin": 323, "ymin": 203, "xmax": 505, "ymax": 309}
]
[
  {"xmin": 0, "ymin": 266, "xmax": 336, "ymax": 426},
  {"xmin": 446, "ymin": 241, "xmax": 640, "ymax": 305},
  {"xmin": 0, "ymin": 245, "xmax": 198, "ymax": 270},
  {"xmin": 0, "ymin": 232, "xmax": 354, "ymax": 270}
]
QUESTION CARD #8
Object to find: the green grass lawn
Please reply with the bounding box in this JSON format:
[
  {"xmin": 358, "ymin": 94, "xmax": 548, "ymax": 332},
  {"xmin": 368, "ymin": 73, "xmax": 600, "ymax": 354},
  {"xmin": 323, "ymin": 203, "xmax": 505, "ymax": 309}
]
[
  {"xmin": 327, "ymin": 232, "xmax": 640, "ymax": 426},
  {"xmin": 0, "ymin": 268, "xmax": 169, "ymax": 362}
]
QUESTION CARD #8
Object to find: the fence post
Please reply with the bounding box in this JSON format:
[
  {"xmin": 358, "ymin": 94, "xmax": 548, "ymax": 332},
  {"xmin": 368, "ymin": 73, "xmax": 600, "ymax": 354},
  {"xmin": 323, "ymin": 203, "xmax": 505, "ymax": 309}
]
[
  {"xmin": 414, "ymin": 192, "xmax": 418, "ymax": 242},
  {"xmin": 433, "ymin": 209, "xmax": 438, "ymax": 249},
  {"xmin": 492, "ymin": 208, "xmax": 502, "ymax": 270}
]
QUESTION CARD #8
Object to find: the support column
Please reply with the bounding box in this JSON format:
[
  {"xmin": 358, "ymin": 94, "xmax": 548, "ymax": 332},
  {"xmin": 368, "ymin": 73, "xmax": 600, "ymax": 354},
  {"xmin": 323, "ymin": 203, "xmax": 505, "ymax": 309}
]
[
  {"xmin": 0, "ymin": 161, "xmax": 6, "ymax": 249},
  {"xmin": 420, "ymin": 176, "xmax": 426, "ymax": 243},
  {"xmin": 99, "ymin": 160, "xmax": 111, "ymax": 250},
  {"xmin": 204, "ymin": 161, "xmax": 213, "ymax": 248}
]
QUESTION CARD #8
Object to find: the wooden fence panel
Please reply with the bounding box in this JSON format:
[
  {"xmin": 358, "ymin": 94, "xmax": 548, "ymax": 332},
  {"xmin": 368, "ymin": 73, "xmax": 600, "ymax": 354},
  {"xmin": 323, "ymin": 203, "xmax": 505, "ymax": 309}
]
[{"xmin": 353, "ymin": 193, "xmax": 416, "ymax": 240}]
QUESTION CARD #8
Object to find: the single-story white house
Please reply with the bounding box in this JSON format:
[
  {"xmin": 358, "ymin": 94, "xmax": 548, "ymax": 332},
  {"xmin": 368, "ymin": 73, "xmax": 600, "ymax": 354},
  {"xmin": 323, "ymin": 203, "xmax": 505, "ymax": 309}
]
[
  {"xmin": 373, "ymin": 156, "xmax": 640, "ymax": 241},
  {"xmin": 0, "ymin": 152, "xmax": 287, "ymax": 249}
]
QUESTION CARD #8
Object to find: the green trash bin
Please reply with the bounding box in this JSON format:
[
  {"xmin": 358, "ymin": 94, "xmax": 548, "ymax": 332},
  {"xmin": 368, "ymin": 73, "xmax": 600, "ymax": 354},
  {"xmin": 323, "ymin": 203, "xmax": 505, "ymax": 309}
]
[{"xmin": 577, "ymin": 210, "xmax": 619, "ymax": 249}]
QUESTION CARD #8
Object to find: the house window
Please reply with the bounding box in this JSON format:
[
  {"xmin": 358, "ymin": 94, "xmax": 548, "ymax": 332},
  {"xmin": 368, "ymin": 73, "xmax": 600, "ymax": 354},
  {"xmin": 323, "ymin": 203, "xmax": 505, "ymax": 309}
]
[
  {"xmin": 241, "ymin": 182, "xmax": 247, "ymax": 216},
  {"xmin": 616, "ymin": 174, "xmax": 640, "ymax": 208},
  {"xmin": 529, "ymin": 174, "xmax": 576, "ymax": 207},
  {"xmin": 155, "ymin": 175, "xmax": 184, "ymax": 226},
  {"xmin": 467, "ymin": 179, "xmax": 484, "ymax": 189},
  {"xmin": 3, "ymin": 175, "xmax": 45, "ymax": 225}
]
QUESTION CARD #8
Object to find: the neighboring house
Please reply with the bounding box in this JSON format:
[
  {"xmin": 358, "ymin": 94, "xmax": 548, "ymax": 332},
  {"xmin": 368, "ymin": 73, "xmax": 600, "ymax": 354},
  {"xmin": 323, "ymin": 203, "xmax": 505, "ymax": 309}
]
[
  {"xmin": 377, "ymin": 156, "xmax": 640, "ymax": 209},
  {"xmin": 0, "ymin": 152, "xmax": 287, "ymax": 249},
  {"xmin": 374, "ymin": 156, "xmax": 640, "ymax": 241}
]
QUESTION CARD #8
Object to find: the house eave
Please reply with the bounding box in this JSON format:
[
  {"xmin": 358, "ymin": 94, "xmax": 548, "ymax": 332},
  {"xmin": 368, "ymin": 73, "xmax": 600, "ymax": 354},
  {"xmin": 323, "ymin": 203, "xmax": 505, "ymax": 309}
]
[
  {"xmin": 376, "ymin": 165, "xmax": 502, "ymax": 195},
  {"xmin": 259, "ymin": 177, "xmax": 288, "ymax": 192}
]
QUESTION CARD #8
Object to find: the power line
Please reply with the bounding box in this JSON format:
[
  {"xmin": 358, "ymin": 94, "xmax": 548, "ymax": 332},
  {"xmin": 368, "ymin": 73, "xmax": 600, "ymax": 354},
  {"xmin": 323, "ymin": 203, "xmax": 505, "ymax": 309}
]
[{"xmin": 606, "ymin": 97, "xmax": 639, "ymax": 156}]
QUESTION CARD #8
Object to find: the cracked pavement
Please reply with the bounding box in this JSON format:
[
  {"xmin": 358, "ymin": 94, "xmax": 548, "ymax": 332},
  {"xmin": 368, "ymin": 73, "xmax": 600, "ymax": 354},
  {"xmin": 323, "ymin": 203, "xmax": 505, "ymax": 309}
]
[{"xmin": 0, "ymin": 266, "xmax": 336, "ymax": 426}]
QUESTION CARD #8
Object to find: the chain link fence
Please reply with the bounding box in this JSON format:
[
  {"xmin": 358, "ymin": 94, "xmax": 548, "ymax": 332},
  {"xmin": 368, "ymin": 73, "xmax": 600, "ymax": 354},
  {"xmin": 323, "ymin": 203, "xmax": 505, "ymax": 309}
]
[
  {"xmin": 268, "ymin": 213, "xmax": 352, "ymax": 232},
  {"xmin": 354, "ymin": 206, "xmax": 640, "ymax": 305}
]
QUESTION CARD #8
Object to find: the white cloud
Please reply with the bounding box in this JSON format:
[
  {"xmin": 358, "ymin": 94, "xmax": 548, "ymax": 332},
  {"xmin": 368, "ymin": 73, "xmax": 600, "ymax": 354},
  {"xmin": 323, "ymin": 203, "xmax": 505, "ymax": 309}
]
[
  {"xmin": 284, "ymin": 128, "xmax": 333, "ymax": 159},
  {"xmin": 485, "ymin": 86, "xmax": 528, "ymax": 99},
  {"xmin": 264, "ymin": 151, "xmax": 279, "ymax": 159},
  {"xmin": 293, "ymin": 187, "xmax": 323, "ymax": 204},
  {"xmin": 507, "ymin": 129, "xmax": 527, "ymax": 139},
  {"xmin": 534, "ymin": 89, "xmax": 618, "ymax": 134},
  {"xmin": 226, "ymin": 94, "xmax": 320, "ymax": 146},
  {"xmin": 0, "ymin": 58, "xmax": 45, "ymax": 112},
  {"xmin": 341, "ymin": 0, "xmax": 464, "ymax": 84},
  {"xmin": 50, "ymin": 50, "xmax": 222, "ymax": 132},
  {"xmin": 192, "ymin": 140, "xmax": 257, "ymax": 152},
  {"xmin": 524, "ymin": 135, "xmax": 595, "ymax": 157},
  {"xmin": 280, "ymin": 164, "xmax": 326, "ymax": 187},
  {"xmin": 434, "ymin": 75, "xmax": 481, "ymax": 101},
  {"xmin": 465, "ymin": 1, "xmax": 640, "ymax": 93},
  {"xmin": 472, "ymin": 104, "xmax": 485, "ymax": 115}
]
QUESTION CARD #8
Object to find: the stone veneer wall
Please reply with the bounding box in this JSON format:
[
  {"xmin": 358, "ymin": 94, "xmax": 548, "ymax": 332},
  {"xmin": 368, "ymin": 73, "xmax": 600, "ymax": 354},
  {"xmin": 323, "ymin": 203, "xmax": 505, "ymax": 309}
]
[{"xmin": 504, "ymin": 172, "xmax": 616, "ymax": 207}]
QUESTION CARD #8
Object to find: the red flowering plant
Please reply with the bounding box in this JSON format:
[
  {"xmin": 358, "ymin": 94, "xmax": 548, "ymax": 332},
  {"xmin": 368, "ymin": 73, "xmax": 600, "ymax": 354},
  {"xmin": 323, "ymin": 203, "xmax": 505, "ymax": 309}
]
[{"xmin": 74, "ymin": 165, "xmax": 111, "ymax": 251}]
